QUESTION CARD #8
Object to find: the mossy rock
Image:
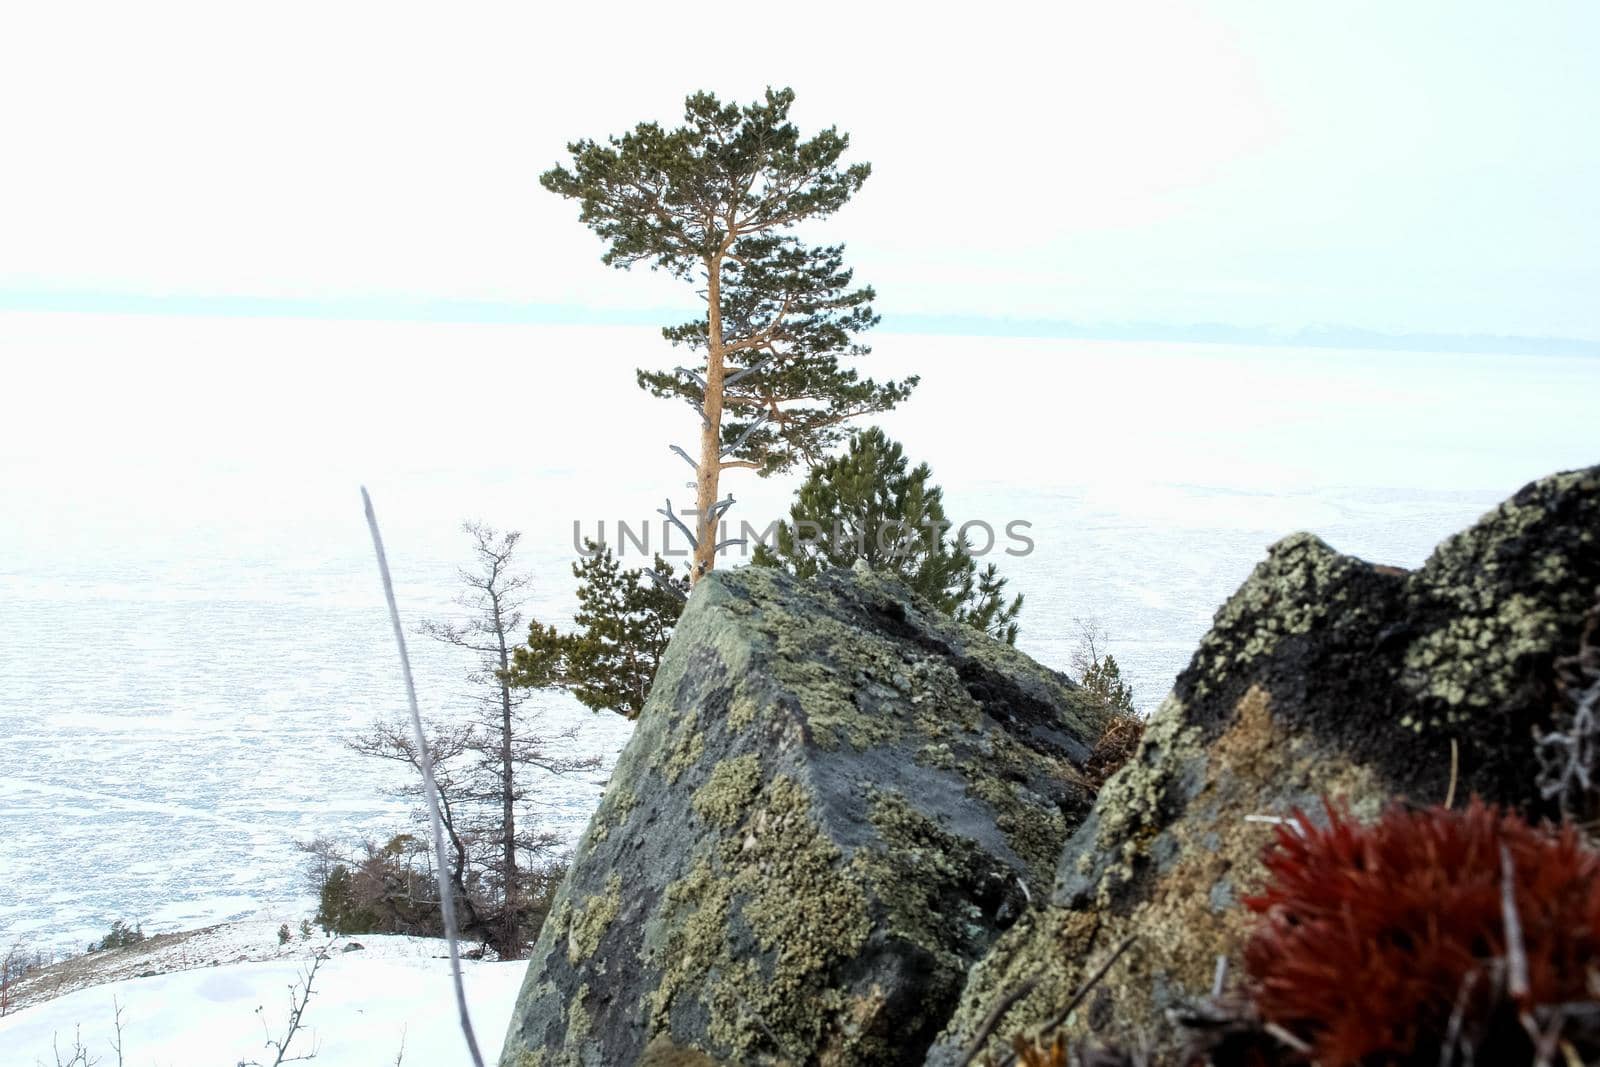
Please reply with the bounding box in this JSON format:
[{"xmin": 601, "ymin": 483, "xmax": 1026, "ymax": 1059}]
[
  {"xmin": 927, "ymin": 465, "xmax": 1600, "ymax": 1064},
  {"xmin": 498, "ymin": 565, "xmax": 1108, "ymax": 1067}
]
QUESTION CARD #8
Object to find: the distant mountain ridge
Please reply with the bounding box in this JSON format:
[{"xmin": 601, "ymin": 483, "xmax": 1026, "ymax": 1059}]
[
  {"xmin": 4, "ymin": 288, "xmax": 1596, "ymax": 356},
  {"xmin": 881, "ymin": 313, "xmax": 1600, "ymax": 357}
]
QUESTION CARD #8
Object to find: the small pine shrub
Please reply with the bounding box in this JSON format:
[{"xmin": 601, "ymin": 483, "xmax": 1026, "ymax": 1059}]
[
  {"xmin": 1081, "ymin": 653, "xmax": 1136, "ymax": 717},
  {"xmin": 315, "ymin": 865, "xmax": 382, "ymax": 935},
  {"xmin": 88, "ymin": 920, "xmax": 145, "ymax": 953},
  {"xmin": 277, "ymin": 923, "xmax": 291, "ymax": 946},
  {"xmin": 299, "ymin": 919, "xmax": 313, "ymax": 940},
  {"xmin": 1242, "ymin": 798, "xmax": 1600, "ymax": 1065}
]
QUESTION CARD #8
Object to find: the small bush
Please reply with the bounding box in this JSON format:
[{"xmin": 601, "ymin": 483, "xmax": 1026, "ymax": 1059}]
[
  {"xmin": 1, "ymin": 942, "xmax": 53, "ymax": 1017},
  {"xmin": 1083, "ymin": 710, "xmax": 1145, "ymax": 790},
  {"xmin": 1242, "ymin": 799, "xmax": 1600, "ymax": 1065},
  {"xmin": 87, "ymin": 920, "xmax": 145, "ymax": 953}
]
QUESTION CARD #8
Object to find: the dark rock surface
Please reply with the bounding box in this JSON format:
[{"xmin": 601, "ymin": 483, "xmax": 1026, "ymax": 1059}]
[
  {"xmin": 927, "ymin": 465, "xmax": 1600, "ymax": 1064},
  {"xmin": 498, "ymin": 564, "xmax": 1108, "ymax": 1067}
]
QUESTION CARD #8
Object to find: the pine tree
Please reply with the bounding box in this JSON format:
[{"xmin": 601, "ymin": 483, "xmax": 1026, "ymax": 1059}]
[
  {"xmin": 753, "ymin": 427, "xmax": 1023, "ymax": 643},
  {"xmin": 508, "ymin": 542, "xmax": 687, "ymax": 720},
  {"xmin": 1081, "ymin": 652, "xmax": 1136, "ymax": 717},
  {"xmin": 542, "ymin": 88, "xmax": 916, "ymax": 581}
]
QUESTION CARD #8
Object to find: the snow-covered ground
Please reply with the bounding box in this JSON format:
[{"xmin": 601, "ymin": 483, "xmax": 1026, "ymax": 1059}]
[{"xmin": 0, "ymin": 924, "xmax": 521, "ymax": 1067}]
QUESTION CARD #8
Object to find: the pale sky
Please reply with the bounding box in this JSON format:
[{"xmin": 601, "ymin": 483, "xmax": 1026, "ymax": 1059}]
[{"xmin": 1, "ymin": 1, "xmax": 1597, "ymax": 339}]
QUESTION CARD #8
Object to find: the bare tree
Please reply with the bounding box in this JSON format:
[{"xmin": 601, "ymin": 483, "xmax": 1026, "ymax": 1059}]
[
  {"xmin": 351, "ymin": 522, "xmax": 596, "ymax": 959},
  {"xmin": 1070, "ymin": 617, "xmax": 1109, "ymax": 680},
  {"xmin": 1, "ymin": 939, "xmax": 21, "ymax": 1018},
  {"xmin": 292, "ymin": 835, "xmax": 345, "ymax": 900}
]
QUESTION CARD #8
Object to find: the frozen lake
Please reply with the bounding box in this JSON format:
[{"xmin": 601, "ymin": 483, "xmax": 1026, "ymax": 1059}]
[{"xmin": 1, "ymin": 311, "xmax": 1595, "ymax": 951}]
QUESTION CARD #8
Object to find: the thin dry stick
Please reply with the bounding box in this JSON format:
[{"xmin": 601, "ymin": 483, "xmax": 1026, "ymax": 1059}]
[
  {"xmin": 1446, "ymin": 738, "xmax": 1460, "ymax": 809},
  {"xmin": 1499, "ymin": 843, "xmax": 1530, "ymax": 1002},
  {"xmin": 111, "ymin": 994, "xmax": 126, "ymax": 1067},
  {"xmin": 363, "ymin": 487, "xmax": 486, "ymax": 1067},
  {"xmin": 1263, "ymin": 1022, "xmax": 1314, "ymax": 1056},
  {"xmin": 995, "ymin": 935, "xmax": 1139, "ymax": 1067},
  {"xmin": 1439, "ymin": 968, "xmax": 1481, "ymax": 1067},
  {"xmin": 958, "ymin": 976, "xmax": 1040, "ymax": 1065}
]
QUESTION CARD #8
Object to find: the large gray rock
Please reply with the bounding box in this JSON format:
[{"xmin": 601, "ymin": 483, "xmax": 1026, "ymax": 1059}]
[
  {"xmin": 498, "ymin": 565, "xmax": 1109, "ymax": 1067},
  {"xmin": 926, "ymin": 465, "xmax": 1600, "ymax": 1064}
]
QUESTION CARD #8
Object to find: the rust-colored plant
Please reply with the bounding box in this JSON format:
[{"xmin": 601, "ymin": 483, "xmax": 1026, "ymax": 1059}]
[
  {"xmin": 1241, "ymin": 799, "xmax": 1600, "ymax": 1065},
  {"xmin": 1084, "ymin": 711, "xmax": 1145, "ymax": 790}
]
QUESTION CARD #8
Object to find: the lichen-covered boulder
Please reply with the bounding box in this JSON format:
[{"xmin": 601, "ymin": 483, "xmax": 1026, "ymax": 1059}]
[
  {"xmin": 498, "ymin": 564, "xmax": 1109, "ymax": 1067},
  {"xmin": 927, "ymin": 465, "xmax": 1600, "ymax": 1065}
]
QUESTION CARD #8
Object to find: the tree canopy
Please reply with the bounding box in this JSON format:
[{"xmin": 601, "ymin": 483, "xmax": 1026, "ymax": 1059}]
[
  {"xmin": 542, "ymin": 88, "xmax": 916, "ymax": 580},
  {"xmin": 753, "ymin": 427, "xmax": 1023, "ymax": 643},
  {"xmin": 508, "ymin": 542, "xmax": 687, "ymax": 720}
]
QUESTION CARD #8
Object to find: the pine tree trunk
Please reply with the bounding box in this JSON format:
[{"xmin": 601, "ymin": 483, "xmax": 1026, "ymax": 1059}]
[{"xmin": 692, "ymin": 254, "xmax": 726, "ymax": 583}]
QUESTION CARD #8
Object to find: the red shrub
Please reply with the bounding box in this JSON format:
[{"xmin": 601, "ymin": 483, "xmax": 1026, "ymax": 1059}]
[{"xmin": 1241, "ymin": 799, "xmax": 1600, "ymax": 1065}]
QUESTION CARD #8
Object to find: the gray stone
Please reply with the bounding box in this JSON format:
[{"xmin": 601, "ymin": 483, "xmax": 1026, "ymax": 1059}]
[
  {"xmin": 926, "ymin": 465, "xmax": 1600, "ymax": 1064},
  {"xmin": 498, "ymin": 565, "xmax": 1108, "ymax": 1067}
]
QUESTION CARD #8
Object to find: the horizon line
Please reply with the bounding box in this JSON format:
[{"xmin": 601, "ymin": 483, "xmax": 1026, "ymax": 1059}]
[{"xmin": 2, "ymin": 288, "xmax": 1596, "ymax": 358}]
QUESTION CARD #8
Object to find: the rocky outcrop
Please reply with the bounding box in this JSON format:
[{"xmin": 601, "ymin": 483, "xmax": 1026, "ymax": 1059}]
[
  {"xmin": 928, "ymin": 465, "xmax": 1600, "ymax": 1064},
  {"xmin": 498, "ymin": 564, "xmax": 1109, "ymax": 1067}
]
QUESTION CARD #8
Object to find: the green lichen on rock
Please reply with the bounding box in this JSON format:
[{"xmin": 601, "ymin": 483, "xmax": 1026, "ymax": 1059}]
[
  {"xmin": 933, "ymin": 906, "xmax": 1102, "ymax": 1063},
  {"xmin": 499, "ymin": 561, "xmax": 1107, "ymax": 1067},
  {"xmin": 690, "ymin": 753, "xmax": 762, "ymax": 829},
  {"xmin": 929, "ymin": 466, "xmax": 1600, "ymax": 1066},
  {"xmin": 1188, "ymin": 532, "xmax": 1361, "ymax": 699},
  {"xmin": 853, "ymin": 790, "xmax": 1015, "ymax": 979},
  {"xmin": 662, "ymin": 708, "xmax": 705, "ymax": 784},
  {"xmin": 649, "ymin": 774, "xmax": 874, "ymax": 1059},
  {"xmin": 962, "ymin": 761, "xmax": 1077, "ymax": 884},
  {"xmin": 1402, "ymin": 468, "xmax": 1600, "ymax": 723},
  {"xmin": 569, "ymin": 985, "xmax": 593, "ymax": 1046},
  {"xmin": 565, "ymin": 874, "xmax": 621, "ymax": 965}
]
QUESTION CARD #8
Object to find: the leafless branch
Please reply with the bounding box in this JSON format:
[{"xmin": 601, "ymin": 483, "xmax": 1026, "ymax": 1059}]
[
  {"xmin": 111, "ymin": 996, "xmax": 125, "ymax": 1067},
  {"xmin": 642, "ymin": 567, "xmax": 689, "ymax": 603},
  {"xmin": 669, "ymin": 445, "xmax": 699, "ymax": 472},
  {"xmin": 720, "ymin": 414, "xmax": 768, "ymax": 458},
  {"xmin": 658, "ymin": 499, "xmax": 698, "ymax": 550},
  {"xmin": 724, "ymin": 351, "xmax": 777, "ymax": 386},
  {"xmin": 241, "ymin": 955, "xmax": 324, "ymax": 1066}
]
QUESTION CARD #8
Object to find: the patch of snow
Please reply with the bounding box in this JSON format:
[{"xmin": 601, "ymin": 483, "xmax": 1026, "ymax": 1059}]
[{"xmin": 0, "ymin": 936, "xmax": 523, "ymax": 1067}]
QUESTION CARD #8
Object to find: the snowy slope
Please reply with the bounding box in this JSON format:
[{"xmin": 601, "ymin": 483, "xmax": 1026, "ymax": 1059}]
[{"xmin": 0, "ymin": 932, "xmax": 522, "ymax": 1067}]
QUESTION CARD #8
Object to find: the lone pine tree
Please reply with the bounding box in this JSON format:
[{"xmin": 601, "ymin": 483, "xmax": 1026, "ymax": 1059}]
[
  {"xmin": 753, "ymin": 427, "xmax": 1024, "ymax": 643},
  {"xmin": 542, "ymin": 87, "xmax": 916, "ymax": 581}
]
